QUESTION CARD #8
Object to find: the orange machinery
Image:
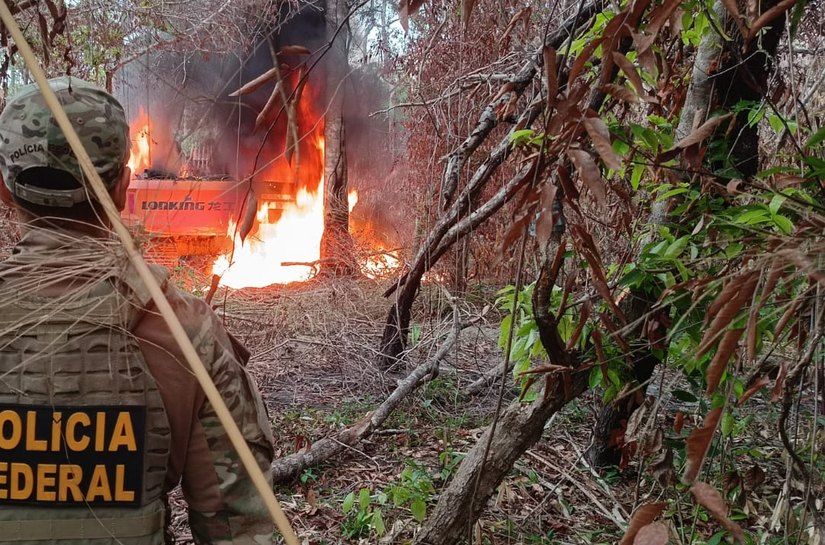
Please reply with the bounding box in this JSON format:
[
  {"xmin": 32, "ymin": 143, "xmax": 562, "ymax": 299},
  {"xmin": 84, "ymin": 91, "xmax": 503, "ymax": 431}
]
[{"xmin": 122, "ymin": 177, "xmax": 295, "ymax": 257}]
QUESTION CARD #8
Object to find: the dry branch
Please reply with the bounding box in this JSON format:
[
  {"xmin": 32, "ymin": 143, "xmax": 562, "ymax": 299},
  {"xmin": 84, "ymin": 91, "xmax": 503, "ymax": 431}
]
[
  {"xmin": 271, "ymin": 321, "xmax": 471, "ymax": 483},
  {"xmin": 413, "ymin": 370, "xmax": 590, "ymax": 545}
]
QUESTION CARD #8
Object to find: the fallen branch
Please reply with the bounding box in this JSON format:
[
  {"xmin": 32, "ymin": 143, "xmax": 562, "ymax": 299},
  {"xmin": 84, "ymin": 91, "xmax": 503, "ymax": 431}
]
[{"xmin": 270, "ymin": 319, "xmax": 475, "ymax": 483}]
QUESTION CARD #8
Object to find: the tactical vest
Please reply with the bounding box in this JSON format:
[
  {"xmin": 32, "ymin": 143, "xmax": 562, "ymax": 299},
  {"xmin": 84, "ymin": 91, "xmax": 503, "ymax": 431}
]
[{"xmin": 0, "ymin": 264, "xmax": 172, "ymax": 545}]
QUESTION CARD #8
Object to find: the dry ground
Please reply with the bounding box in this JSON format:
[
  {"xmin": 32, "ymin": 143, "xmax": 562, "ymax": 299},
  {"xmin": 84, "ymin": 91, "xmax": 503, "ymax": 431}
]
[
  {"xmin": 0, "ymin": 214, "xmax": 817, "ymax": 544},
  {"xmin": 162, "ymin": 266, "xmax": 640, "ymax": 545}
]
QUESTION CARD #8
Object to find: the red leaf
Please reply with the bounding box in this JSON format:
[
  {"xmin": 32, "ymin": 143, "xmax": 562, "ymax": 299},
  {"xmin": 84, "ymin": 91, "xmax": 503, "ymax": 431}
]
[
  {"xmin": 698, "ymin": 273, "xmax": 758, "ymax": 358},
  {"xmin": 535, "ymin": 182, "xmax": 558, "ymax": 247},
  {"xmin": 238, "ymin": 190, "xmax": 259, "ymax": 245},
  {"xmin": 705, "ymin": 328, "xmax": 744, "ymax": 396},
  {"xmin": 543, "ymin": 47, "xmax": 558, "ymax": 101},
  {"xmin": 738, "ymin": 375, "xmax": 770, "ymax": 406},
  {"xmin": 500, "ymin": 7, "xmax": 531, "ymax": 45},
  {"xmin": 612, "ymin": 51, "xmax": 645, "ymax": 96},
  {"xmin": 568, "ymin": 39, "xmax": 602, "ymax": 84},
  {"xmin": 619, "ymin": 503, "xmax": 667, "ymax": 545},
  {"xmin": 591, "ymin": 327, "xmax": 608, "ymax": 382},
  {"xmin": 603, "ymin": 83, "xmax": 640, "ymax": 103},
  {"xmin": 278, "ymin": 45, "xmax": 311, "ymax": 55},
  {"xmin": 673, "ymin": 411, "xmax": 684, "ymax": 434},
  {"xmin": 461, "ymin": 0, "xmax": 476, "ymax": 28},
  {"xmin": 659, "ymin": 114, "xmax": 732, "ymax": 162},
  {"xmin": 773, "ymin": 297, "xmax": 803, "ymax": 338},
  {"xmin": 720, "ymin": 0, "xmax": 746, "ymax": 37},
  {"xmin": 682, "ymin": 407, "xmax": 722, "ymax": 484},
  {"xmin": 633, "ymin": 522, "xmax": 669, "ymax": 545},
  {"xmin": 583, "ymin": 116, "xmax": 622, "ymax": 171},
  {"xmin": 229, "ymin": 66, "xmax": 281, "ymax": 97},
  {"xmin": 747, "ymin": 0, "xmax": 797, "ymax": 41},
  {"xmin": 567, "ymin": 149, "xmax": 606, "ymax": 204},
  {"xmin": 690, "ymin": 481, "xmax": 745, "ymax": 543},
  {"xmin": 398, "ymin": 0, "xmax": 425, "ymax": 32},
  {"xmin": 635, "ymin": 0, "xmax": 683, "ymax": 53}
]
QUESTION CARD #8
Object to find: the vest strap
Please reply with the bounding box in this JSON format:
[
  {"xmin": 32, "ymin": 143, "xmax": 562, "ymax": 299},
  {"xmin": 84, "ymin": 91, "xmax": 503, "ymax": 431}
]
[{"xmin": 0, "ymin": 511, "xmax": 163, "ymax": 541}]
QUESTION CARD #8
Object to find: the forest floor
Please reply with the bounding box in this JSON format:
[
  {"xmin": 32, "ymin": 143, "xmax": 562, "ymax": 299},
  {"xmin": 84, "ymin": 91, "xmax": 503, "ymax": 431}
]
[
  {"xmin": 0, "ymin": 214, "xmax": 816, "ymax": 544},
  {"xmin": 164, "ymin": 268, "xmax": 642, "ymax": 545},
  {"xmin": 162, "ymin": 264, "xmax": 820, "ymax": 545}
]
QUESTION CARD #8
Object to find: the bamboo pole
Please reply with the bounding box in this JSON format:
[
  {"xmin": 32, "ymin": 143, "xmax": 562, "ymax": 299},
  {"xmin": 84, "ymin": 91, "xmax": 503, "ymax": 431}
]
[{"xmin": 0, "ymin": 3, "xmax": 299, "ymax": 544}]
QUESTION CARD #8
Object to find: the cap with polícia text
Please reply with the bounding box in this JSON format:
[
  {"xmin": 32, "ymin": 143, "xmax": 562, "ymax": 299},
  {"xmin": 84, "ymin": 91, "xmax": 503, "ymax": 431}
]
[{"xmin": 0, "ymin": 76, "xmax": 129, "ymax": 208}]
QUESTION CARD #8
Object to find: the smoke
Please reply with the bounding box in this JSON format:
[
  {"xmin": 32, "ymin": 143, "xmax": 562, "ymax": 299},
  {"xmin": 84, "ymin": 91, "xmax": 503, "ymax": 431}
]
[{"xmin": 114, "ymin": 4, "xmax": 410, "ymax": 250}]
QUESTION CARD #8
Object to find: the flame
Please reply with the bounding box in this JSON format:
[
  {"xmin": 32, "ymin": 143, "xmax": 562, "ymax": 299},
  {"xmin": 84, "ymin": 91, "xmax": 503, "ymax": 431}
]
[
  {"xmin": 128, "ymin": 107, "xmax": 151, "ymax": 173},
  {"xmin": 213, "ymin": 182, "xmax": 325, "ymax": 288}
]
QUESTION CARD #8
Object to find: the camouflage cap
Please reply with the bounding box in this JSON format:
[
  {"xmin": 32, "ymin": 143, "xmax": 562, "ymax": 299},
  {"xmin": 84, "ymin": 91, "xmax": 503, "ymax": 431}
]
[{"xmin": 0, "ymin": 76, "xmax": 129, "ymax": 208}]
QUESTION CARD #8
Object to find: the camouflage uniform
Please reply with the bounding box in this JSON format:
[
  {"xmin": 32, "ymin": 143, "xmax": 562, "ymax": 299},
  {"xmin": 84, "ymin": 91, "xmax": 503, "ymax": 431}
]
[{"xmin": 0, "ymin": 77, "xmax": 276, "ymax": 544}]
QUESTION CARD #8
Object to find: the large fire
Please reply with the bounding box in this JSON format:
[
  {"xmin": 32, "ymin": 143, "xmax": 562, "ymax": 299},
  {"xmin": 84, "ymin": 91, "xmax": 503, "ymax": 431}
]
[
  {"xmin": 125, "ymin": 76, "xmax": 400, "ymax": 288},
  {"xmin": 128, "ymin": 107, "xmax": 151, "ymax": 173}
]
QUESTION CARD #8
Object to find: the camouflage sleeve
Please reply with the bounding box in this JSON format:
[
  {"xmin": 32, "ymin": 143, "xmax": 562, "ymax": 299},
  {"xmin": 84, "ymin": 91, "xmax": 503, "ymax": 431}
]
[{"xmin": 174, "ymin": 295, "xmax": 276, "ymax": 545}]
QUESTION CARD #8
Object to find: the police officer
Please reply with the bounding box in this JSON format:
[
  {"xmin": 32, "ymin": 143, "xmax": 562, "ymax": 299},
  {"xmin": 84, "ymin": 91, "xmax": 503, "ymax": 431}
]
[{"xmin": 0, "ymin": 77, "xmax": 275, "ymax": 544}]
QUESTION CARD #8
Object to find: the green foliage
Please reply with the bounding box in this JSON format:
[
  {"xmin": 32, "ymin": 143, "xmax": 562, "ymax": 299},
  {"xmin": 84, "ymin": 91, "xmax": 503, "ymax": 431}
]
[
  {"xmin": 341, "ymin": 488, "xmax": 386, "ymax": 539},
  {"xmin": 384, "ymin": 463, "xmax": 437, "ymax": 522}
]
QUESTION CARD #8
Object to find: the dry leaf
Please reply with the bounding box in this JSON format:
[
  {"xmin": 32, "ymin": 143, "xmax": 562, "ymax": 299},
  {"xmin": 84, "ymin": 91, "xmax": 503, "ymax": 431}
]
[
  {"xmin": 229, "ymin": 66, "xmax": 280, "ymax": 97},
  {"xmin": 619, "ymin": 502, "xmax": 667, "ymax": 545},
  {"xmin": 398, "ymin": 0, "xmax": 425, "ymax": 32},
  {"xmin": 612, "ymin": 51, "xmax": 645, "ymax": 96},
  {"xmin": 743, "ymin": 464, "xmax": 765, "ymax": 492},
  {"xmin": 279, "ymin": 45, "xmax": 311, "ymax": 55},
  {"xmin": 603, "ymin": 83, "xmax": 641, "ymax": 103},
  {"xmin": 255, "ymin": 80, "xmax": 285, "ymax": 132},
  {"xmin": 649, "ymin": 447, "xmax": 676, "ymax": 487},
  {"xmin": 543, "ymin": 46, "xmax": 558, "ymax": 100},
  {"xmin": 535, "ymin": 182, "xmax": 557, "ymax": 247},
  {"xmin": 738, "ymin": 375, "xmax": 770, "ymax": 405},
  {"xmin": 747, "ymin": 0, "xmax": 797, "ymax": 41},
  {"xmin": 583, "ymin": 117, "xmax": 622, "ymax": 171},
  {"xmin": 569, "ymin": 39, "xmax": 602, "ymax": 84},
  {"xmin": 461, "ymin": 0, "xmax": 476, "ymax": 28},
  {"xmin": 500, "ymin": 7, "xmax": 531, "ymax": 45},
  {"xmin": 690, "ymin": 481, "xmax": 745, "ymax": 543},
  {"xmin": 705, "ymin": 328, "xmax": 744, "ymax": 395},
  {"xmin": 567, "ymin": 149, "xmax": 606, "ymax": 204},
  {"xmin": 682, "ymin": 407, "xmax": 722, "ymax": 484},
  {"xmin": 238, "ymin": 190, "xmax": 259, "ymax": 245},
  {"xmin": 636, "ymin": 0, "xmax": 682, "ymax": 53},
  {"xmin": 633, "ymin": 522, "xmax": 669, "ymax": 545},
  {"xmin": 698, "ymin": 273, "xmax": 758, "ymax": 358},
  {"xmin": 659, "ymin": 114, "xmax": 732, "ymax": 162}
]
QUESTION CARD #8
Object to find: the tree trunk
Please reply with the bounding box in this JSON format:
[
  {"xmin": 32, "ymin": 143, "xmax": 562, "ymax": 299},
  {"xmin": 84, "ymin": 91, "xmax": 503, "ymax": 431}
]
[
  {"xmin": 412, "ymin": 372, "xmax": 589, "ymax": 545},
  {"xmin": 320, "ymin": 0, "xmax": 355, "ymax": 276},
  {"xmin": 586, "ymin": 0, "xmax": 789, "ymax": 468}
]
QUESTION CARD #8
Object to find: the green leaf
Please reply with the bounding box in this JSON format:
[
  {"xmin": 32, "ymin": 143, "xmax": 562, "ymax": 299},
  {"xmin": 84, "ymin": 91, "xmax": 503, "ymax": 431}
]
[
  {"xmin": 371, "ymin": 508, "xmax": 386, "ymax": 535},
  {"xmin": 411, "ymin": 498, "xmax": 427, "ymax": 522},
  {"xmin": 672, "ymin": 389, "xmax": 697, "ymax": 403},
  {"xmin": 359, "ymin": 488, "xmax": 371, "ymax": 512},
  {"xmin": 343, "ymin": 492, "xmax": 355, "ymax": 514},
  {"xmin": 805, "ymin": 126, "xmax": 825, "ymax": 149},
  {"xmin": 768, "ymin": 194, "xmax": 786, "ymax": 215},
  {"xmin": 720, "ymin": 411, "xmax": 734, "ymax": 437},
  {"xmin": 725, "ymin": 243, "xmax": 744, "ymax": 259},
  {"xmin": 734, "ymin": 208, "xmax": 771, "ymax": 225},
  {"xmin": 630, "ymin": 162, "xmax": 645, "ymax": 190},
  {"xmin": 664, "ymin": 236, "xmax": 689, "ymax": 259},
  {"xmin": 656, "ymin": 187, "xmax": 689, "ymax": 200},
  {"xmin": 773, "ymin": 214, "xmax": 793, "ymax": 235},
  {"xmin": 589, "ymin": 367, "xmax": 602, "ymax": 389},
  {"xmin": 607, "ymin": 368, "xmax": 622, "ymax": 388},
  {"xmin": 510, "ymin": 129, "xmax": 535, "ymax": 146},
  {"xmin": 767, "ymin": 114, "xmax": 785, "ymax": 134}
]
